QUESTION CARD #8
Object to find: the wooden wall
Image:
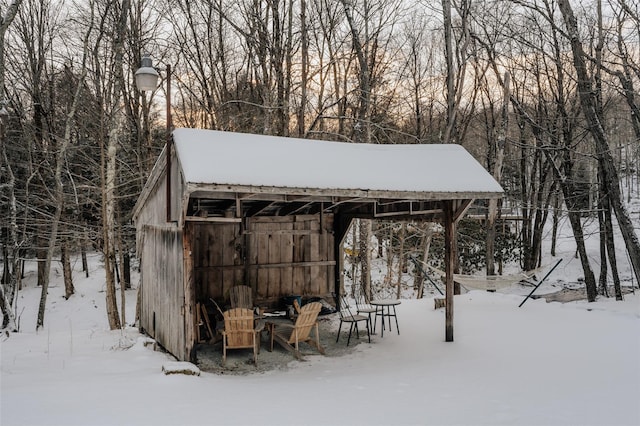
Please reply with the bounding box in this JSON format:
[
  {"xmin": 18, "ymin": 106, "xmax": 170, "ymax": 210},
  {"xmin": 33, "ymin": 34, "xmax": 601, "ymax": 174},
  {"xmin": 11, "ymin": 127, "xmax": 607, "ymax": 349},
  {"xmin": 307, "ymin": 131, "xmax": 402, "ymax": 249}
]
[
  {"xmin": 191, "ymin": 214, "xmax": 336, "ymax": 307},
  {"xmin": 191, "ymin": 221, "xmax": 244, "ymax": 306},
  {"xmin": 139, "ymin": 225, "xmax": 186, "ymax": 360}
]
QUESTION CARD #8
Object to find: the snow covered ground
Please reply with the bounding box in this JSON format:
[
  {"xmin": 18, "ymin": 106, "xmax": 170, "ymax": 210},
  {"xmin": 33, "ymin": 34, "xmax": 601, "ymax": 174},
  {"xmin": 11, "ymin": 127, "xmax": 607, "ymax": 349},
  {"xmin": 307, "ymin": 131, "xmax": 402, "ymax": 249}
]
[{"xmin": 2, "ymin": 205, "xmax": 639, "ymax": 425}]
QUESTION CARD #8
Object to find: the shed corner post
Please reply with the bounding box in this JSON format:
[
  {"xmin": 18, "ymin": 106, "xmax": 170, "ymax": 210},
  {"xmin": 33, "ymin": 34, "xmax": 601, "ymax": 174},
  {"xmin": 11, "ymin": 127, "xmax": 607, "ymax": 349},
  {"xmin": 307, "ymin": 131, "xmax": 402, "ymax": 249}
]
[
  {"xmin": 333, "ymin": 214, "xmax": 352, "ymax": 307},
  {"xmin": 183, "ymin": 222, "xmax": 197, "ymax": 362},
  {"xmin": 443, "ymin": 201, "xmax": 455, "ymax": 342}
]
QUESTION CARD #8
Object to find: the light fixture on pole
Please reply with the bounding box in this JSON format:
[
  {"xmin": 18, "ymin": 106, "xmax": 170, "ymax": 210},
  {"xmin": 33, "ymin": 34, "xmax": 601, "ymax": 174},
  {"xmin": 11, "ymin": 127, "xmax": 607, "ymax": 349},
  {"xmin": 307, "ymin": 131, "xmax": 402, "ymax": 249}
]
[
  {"xmin": 135, "ymin": 54, "xmax": 173, "ymax": 223},
  {"xmin": 134, "ymin": 55, "xmax": 159, "ymax": 91}
]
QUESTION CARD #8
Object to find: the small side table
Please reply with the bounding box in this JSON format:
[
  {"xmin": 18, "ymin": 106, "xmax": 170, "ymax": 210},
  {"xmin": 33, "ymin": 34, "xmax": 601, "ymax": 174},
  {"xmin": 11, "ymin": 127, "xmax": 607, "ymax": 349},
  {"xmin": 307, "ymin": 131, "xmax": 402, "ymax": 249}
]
[{"xmin": 370, "ymin": 299, "xmax": 400, "ymax": 337}]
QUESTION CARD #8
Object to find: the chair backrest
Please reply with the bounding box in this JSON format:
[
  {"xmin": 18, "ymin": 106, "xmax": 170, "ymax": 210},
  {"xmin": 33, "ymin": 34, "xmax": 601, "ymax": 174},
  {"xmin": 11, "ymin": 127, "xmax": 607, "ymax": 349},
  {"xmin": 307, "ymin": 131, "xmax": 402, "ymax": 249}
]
[
  {"xmin": 286, "ymin": 302, "xmax": 321, "ymax": 343},
  {"xmin": 223, "ymin": 308, "xmax": 255, "ymax": 347},
  {"xmin": 229, "ymin": 285, "xmax": 253, "ymax": 309},
  {"xmin": 354, "ymin": 287, "xmax": 373, "ymax": 310},
  {"xmin": 339, "ymin": 295, "xmax": 357, "ymax": 319}
]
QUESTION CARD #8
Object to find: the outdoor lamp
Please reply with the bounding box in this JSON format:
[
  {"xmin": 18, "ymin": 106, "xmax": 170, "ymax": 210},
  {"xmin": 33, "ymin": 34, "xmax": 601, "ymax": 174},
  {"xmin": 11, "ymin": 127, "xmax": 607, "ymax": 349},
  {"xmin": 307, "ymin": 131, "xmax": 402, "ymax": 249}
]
[{"xmin": 135, "ymin": 54, "xmax": 159, "ymax": 91}]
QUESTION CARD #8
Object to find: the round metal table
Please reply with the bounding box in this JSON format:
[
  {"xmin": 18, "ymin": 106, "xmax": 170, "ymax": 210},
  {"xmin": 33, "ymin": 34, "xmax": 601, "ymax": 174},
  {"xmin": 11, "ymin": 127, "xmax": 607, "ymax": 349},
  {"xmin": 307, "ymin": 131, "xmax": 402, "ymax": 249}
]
[{"xmin": 370, "ymin": 299, "xmax": 400, "ymax": 337}]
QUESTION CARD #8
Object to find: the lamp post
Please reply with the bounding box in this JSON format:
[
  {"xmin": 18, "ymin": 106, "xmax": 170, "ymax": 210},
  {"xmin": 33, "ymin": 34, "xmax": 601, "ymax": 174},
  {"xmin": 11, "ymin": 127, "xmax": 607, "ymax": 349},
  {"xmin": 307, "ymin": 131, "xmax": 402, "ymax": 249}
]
[{"xmin": 135, "ymin": 54, "xmax": 173, "ymax": 222}]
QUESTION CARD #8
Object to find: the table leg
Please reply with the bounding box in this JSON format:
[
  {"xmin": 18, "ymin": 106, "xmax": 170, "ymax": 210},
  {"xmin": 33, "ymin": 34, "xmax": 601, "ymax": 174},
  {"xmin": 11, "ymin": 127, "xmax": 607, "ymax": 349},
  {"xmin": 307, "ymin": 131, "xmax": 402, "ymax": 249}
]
[
  {"xmin": 377, "ymin": 305, "xmax": 384, "ymax": 337},
  {"xmin": 387, "ymin": 306, "xmax": 391, "ymax": 331},
  {"xmin": 392, "ymin": 305, "xmax": 399, "ymax": 335}
]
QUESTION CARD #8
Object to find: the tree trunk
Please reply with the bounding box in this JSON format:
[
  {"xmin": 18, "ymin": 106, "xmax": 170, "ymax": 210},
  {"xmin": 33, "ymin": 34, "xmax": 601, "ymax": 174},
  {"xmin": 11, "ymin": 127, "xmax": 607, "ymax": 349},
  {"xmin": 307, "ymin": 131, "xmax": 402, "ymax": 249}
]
[
  {"xmin": 486, "ymin": 72, "xmax": 509, "ymax": 276},
  {"xmin": 602, "ymin": 185, "xmax": 622, "ymax": 300},
  {"xmin": 37, "ymin": 244, "xmax": 46, "ymax": 287},
  {"xmin": 359, "ymin": 219, "xmax": 371, "ymax": 299},
  {"xmin": 442, "ymin": 0, "xmax": 455, "ymax": 143},
  {"xmin": 396, "ymin": 223, "xmax": 406, "ymax": 299},
  {"xmin": 384, "ymin": 226, "xmax": 393, "ymax": 288},
  {"xmin": 551, "ymin": 190, "xmax": 561, "ymax": 257},
  {"xmin": 117, "ymin": 222, "xmax": 126, "ymax": 326},
  {"xmin": 605, "ymin": 206, "xmax": 622, "ymax": 301},
  {"xmin": 597, "ymin": 200, "xmax": 609, "ymax": 297},
  {"xmin": 81, "ymin": 235, "xmax": 89, "ymax": 278},
  {"xmin": 342, "ymin": 0, "xmax": 371, "ymax": 144},
  {"xmin": 564, "ymin": 203, "xmax": 598, "ymax": 302},
  {"xmin": 297, "ymin": 0, "xmax": 307, "ymax": 137},
  {"xmin": 36, "ymin": 8, "xmax": 92, "ymax": 327},
  {"xmin": 102, "ymin": 0, "xmax": 130, "ymax": 330},
  {"xmin": 350, "ymin": 223, "xmax": 358, "ymax": 295},
  {"xmin": 36, "ymin": 131, "xmax": 69, "ymax": 329},
  {"xmin": 414, "ymin": 224, "xmax": 434, "ymax": 299},
  {"xmin": 123, "ymin": 251, "xmax": 131, "ymax": 290},
  {"xmin": 61, "ymin": 240, "xmax": 74, "ymax": 300}
]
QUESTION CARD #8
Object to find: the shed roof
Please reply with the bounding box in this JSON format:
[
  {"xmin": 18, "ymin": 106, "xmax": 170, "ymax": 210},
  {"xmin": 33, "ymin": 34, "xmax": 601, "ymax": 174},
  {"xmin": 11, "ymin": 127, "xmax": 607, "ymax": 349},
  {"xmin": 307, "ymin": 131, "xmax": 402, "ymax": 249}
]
[
  {"xmin": 173, "ymin": 128, "xmax": 503, "ymax": 198},
  {"xmin": 134, "ymin": 129, "xmax": 503, "ymax": 222}
]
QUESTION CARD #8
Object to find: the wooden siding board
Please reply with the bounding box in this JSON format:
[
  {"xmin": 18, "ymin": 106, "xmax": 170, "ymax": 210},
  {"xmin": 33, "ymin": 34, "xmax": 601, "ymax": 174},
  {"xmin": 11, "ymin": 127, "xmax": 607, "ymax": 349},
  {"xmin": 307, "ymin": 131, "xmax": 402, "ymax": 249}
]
[
  {"xmin": 267, "ymin": 221, "xmax": 281, "ymax": 299},
  {"xmin": 207, "ymin": 225, "xmax": 218, "ymax": 298},
  {"xmin": 233, "ymin": 224, "xmax": 245, "ymax": 289},
  {"xmin": 140, "ymin": 226, "xmax": 185, "ymax": 360},
  {"xmin": 280, "ymin": 221, "xmax": 294, "ymax": 297},
  {"xmin": 308, "ymin": 219, "xmax": 321, "ymax": 295},
  {"xmin": 255, "ymin": 220, "xmax": 270, "ymax": 299},
  {"xmin": 293, "ymin": 217, "xmax": 306, "ymax": 292},
  {"xmin": 222, "ymin": 224, "xmax": 236, "ymax": 297}
]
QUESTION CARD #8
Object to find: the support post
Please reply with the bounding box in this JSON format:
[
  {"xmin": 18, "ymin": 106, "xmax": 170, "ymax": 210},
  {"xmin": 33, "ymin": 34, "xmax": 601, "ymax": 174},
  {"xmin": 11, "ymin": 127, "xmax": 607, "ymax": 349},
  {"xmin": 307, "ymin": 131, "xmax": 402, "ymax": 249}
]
[
  {"xmin": 165, "ymin": 64, "xmax": 172, "ymax": 222},
  {"xmin": 183, "ymin": 223, "xmax": 196, "ymax": 362},
  {"xmin": 333, "ymin": 214, "xmax": 352, "ymax": 308},
  {"xmin": 444, "ymin": 201, "xmax": 455, "ymax": 342}
]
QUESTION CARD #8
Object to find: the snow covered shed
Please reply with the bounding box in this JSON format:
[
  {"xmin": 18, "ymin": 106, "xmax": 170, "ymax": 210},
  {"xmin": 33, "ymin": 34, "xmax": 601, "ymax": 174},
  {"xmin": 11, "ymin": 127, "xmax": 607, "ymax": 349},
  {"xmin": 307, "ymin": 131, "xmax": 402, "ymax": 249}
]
[{"xmin": 132, "ymin": 128, "xmax": 503, "ymax": 361}]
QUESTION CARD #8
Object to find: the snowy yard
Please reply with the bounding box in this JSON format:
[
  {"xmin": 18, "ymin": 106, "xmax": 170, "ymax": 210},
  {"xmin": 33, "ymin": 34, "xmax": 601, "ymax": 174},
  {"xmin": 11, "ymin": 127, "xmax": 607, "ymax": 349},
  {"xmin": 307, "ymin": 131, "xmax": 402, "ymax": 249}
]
[{"xmin": 1, "ymin": 248, "xmax": 639, "ymax": 426}]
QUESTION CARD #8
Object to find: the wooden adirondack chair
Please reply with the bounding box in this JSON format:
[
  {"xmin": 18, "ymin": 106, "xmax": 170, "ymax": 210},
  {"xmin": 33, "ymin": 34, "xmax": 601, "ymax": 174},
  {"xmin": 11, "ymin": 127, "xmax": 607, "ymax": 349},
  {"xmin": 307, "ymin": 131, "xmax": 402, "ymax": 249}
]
[
  {"xmin": 229, "ymin": 285, "xmax": 253, "ymax": 310},
  {"xmin": 269, "ymin": 302, "xmax": 325, "ymax": 360},
  {"xmin": 221, "ymin": 308, "xmax": 259, "ymax": 366}
]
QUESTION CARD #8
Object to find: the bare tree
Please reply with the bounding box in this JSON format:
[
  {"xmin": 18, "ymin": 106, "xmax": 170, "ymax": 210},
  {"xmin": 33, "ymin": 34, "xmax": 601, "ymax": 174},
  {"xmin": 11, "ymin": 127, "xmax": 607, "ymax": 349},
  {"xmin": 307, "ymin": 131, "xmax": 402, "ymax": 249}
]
[
  {"xmin": 101, "ymin": 0, "xmax": 131, "ymax": 330},
  {"xmin": 557, "ymin": 0, "xmax": 640, "ymax": 286},
  {"xmin": 36, "ymin": 2, "xmax": 94, "ymax": 329},
  {"xmin": 484, "ymin": 71, "xmax": 509, "ymax": 276},
  {"xmin": 0, "ymin": 0, "xmax": 22, "ymax": 332}
]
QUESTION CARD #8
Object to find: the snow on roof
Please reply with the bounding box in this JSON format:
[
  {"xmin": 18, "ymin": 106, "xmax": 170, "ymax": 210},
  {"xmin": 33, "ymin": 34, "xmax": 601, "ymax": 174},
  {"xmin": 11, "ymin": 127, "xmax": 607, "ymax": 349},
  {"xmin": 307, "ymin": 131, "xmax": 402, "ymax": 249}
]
[{"xmin": 172, "ymin": 128, "xmax": 503, "ymax": 196}]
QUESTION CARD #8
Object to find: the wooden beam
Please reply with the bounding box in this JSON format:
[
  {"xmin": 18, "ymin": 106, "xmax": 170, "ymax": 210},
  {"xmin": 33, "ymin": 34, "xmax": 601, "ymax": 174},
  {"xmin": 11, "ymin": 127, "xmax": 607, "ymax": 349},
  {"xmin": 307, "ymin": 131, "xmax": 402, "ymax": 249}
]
[
  {"xmin": 187, "ymin": 182, "xmax": 503, "ymax": 202},
  {"xmin": 193, "ymin": 260, "xmax": 337, "ymax": 271},
  {"xmin": 452, "ymin": 199, "xmax": 474, "ymax": 223},
  {"xmin": 243, "ymin": 229, "xmax": 324, "ymax": 236},
  {"xmin": 185, "ymin": 216, "xmax": 242, "ymax": 223}
]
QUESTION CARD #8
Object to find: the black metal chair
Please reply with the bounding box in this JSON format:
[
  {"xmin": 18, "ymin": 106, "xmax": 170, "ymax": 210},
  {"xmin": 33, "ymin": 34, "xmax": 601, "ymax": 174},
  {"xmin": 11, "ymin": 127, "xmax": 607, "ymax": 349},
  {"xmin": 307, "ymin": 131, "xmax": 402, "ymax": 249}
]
[
  {"xmin": 336, "ymin": 295, "xmax": 371, "ymax": 346},
  {"xmin": 354, "ymin": 287, "xmax": 376, "ymax": 334}
]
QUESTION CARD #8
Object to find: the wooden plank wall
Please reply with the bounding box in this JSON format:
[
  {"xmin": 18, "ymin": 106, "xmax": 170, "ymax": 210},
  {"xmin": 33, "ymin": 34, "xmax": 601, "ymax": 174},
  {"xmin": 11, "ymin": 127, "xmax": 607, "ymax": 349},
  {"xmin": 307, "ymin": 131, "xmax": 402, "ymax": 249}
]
[
  {"xmin": 139, "ymin": 225, "xmax": 186, "ymax": 360},
  {"xmin": 249, "ymin": 215, "xmax": 335, "ymax": 305},
  {"xmin": 192, "ymin": 214, "xmax": 335, "ymax": 307},
  {"xmin": 191, "ymin": 222, "xmax": 244, "ymax": 304}
]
